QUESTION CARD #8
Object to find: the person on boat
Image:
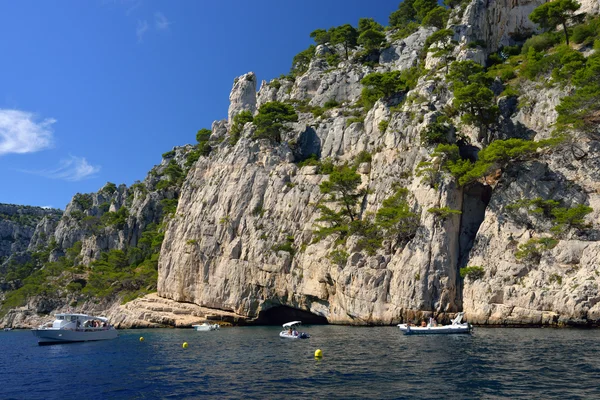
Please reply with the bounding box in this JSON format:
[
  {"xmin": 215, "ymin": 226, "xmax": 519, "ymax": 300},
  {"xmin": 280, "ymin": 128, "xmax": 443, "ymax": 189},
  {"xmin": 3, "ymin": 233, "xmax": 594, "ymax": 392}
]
[
  {"xmin": 293, "ymin": 329, "xmax": 298, "ymax": 336},
  {"xmin": 420, "ymin": 320, "xmax": 427, "ymax": 327},
  {"xmin": 288, "ymin": 327, "xmax": 292, "ymax": 335}
]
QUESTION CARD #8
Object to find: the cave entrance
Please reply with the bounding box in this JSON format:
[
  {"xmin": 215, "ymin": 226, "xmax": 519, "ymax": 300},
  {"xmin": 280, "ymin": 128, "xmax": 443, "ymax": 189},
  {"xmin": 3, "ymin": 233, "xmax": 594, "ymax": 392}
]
[{"xmin": 253, "ymin": 305, "xmax": 329, "ymax": 325}]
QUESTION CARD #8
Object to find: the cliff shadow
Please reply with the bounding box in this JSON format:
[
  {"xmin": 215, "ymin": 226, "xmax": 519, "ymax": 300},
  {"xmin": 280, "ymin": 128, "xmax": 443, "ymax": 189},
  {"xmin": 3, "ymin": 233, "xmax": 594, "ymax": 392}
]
[
  {"xmin": 293, "ymin": 126, "xmax": 321, "ymax": 162},
  {"xmin": 252, "ymin": 305, "xmax": 328, "ymax": 325}
]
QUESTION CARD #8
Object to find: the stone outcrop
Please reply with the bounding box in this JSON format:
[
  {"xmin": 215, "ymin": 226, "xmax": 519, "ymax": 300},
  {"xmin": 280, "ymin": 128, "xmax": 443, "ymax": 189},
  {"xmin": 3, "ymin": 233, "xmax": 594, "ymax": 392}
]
[{"xmin": 228, "ymin": 72, "xmax": 257, "ymax": 123}]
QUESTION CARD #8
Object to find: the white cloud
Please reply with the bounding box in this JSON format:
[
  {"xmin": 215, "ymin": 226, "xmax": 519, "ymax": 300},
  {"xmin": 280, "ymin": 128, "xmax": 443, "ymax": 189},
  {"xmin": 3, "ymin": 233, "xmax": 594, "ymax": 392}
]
[
  {"xmin": 0, "ymin": 109, "xmax": 55, "ymax": 156},
  {"xmin": 154, "ymin": 12, "xmax": 171, "ymax": 30},
  {"xmin": 23, "ymin": 155, "xmax": 101, "ymax": 182},
  {"xmin": 136, "ymin": 19, "xmax": 148, "ymax": 42}
]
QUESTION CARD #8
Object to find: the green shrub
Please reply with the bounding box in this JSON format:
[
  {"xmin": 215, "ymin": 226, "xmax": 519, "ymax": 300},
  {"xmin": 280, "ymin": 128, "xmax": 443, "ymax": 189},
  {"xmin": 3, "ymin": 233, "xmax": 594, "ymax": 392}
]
[
  {"xmin": 160, "ymin": 198, "xmax": 178, "ymax": 216},
  {"xmin": 328, "ymin": 249, "xmax": 349, "ymax": 266},
  {"xmin": 73, "ymin": 193, "xmax": 93, "ymax": 210},
  {"xmin": 427, "ymin": 207, "xmax": 462, "ymax": 221},
  {"xmin": 253, "ymin": 102, "xmax": 298, "ymax": 143},
  {"xmin": 375, "ymin": 187, "xmax": 420, "ymax": 246},
  {"xmin": 291, "ymin": 45, "xmax": 316, "ymax": 76},
  {"xmin": 361, "ymin": 69, "xmax": 419, "ymax": 110},
  {"xmin": 325, "ymin": 53, "xmax": 340, "ymax": 67},
  {"xmin": 378, "ymin": 119, "xmax": 390, "ymax": 133},
  {"xmin": 230, "ymin": 110, "xmax": 254, "ymax": 145},
  {"xmin": 421, "ymin": 116, "xmax": 454, "ymax": 146},
  {"xmin": 522, "ymin": 32, "xmax": 560, "ymax": 53},
  {"xmin": 101, "ymin": 206, "xmax": 129, "ymax": 229},
  {"xmin": 354, "ymin": 151, "xmax": 372, "ymax": 166},
  {"xmin": 515, "ymin": 237, "xmax": 558, "ymax": 263},
  {"xmin": 460, "ymin": 265, "xmax": 484, "ymax": 280},
  {"xmin": 548, "ymin": 273, "xmax": 563, "ymax": 285},
  {"xmin": 323, "ymin": 99, "xmax": 340, "ymax": 109},
  {"xmin": 272, "ymin": 236, "xmax": 295, "ymax": 256},
  {"xmin": 269, "ymin": 80, "xmax": 282, "ymax": 90},
  {"xmin": 196, "ymin": 128, "xmax": 211, "ymax": 143}
]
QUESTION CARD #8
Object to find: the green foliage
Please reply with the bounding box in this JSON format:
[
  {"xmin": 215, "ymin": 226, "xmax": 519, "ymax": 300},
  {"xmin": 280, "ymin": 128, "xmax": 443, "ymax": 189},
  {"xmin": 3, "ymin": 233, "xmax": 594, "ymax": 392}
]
[
  {"xmin": 389, "ymin": 0, "xmax": 418, "ymax": 27},
  {"xmin": 358, "ymin": 18, "xmax": 383, "ymax": 35},
  {"xmin": 162, "ymin": 150, "xmax": 176, "ymax": 159},
  {"xmin": 323, "ymin": 99, "xmax": 340, "ymax": 109},
  {"xmin": 358, "ymin": 29, "xmax": 387, "ymax": 51},
  {"xmin": 196, "ymin": 128, "xmax": 211, "ymax": 143},
  {"xmin": 160, "ymin": 198, "xmax": 178, "ymax": 216},
  {"xmin": 253, "ymin": 102, "xmax": 298, "ymax": 143},
  {"xmin": 229, "ymin": 110, "xmax": 254, "ymax": 145},
  {"xmin": 310, "ymin": 29, "xmax": 331, "ymax": 45},
  {"xmin": 522, "ymin": 32, "xmax": 561, "ymax": 53},
  {"xmin": 272, "ymin": 236, "xmax": 295, "ymax": 256},
  {"xmin": 346, "ymin": 116, "xmax": 365, "ymax": 127},
  {"xmin": 330, "ymin": 24, "xmax": 359, "ymax": 59},
  {"xmin": 515, "ymin": 237, "xmax": 559, "ymax": 263},
  {"xmin": 447, "ymin": 60, "xmax": 488, "ymax": 88},
  {"xmin": 375, "ymin": 187, "xmax": 420, "ymax": 246},
  {"xmin": 459, "ymin": 265, "xmax": 485, "ymax": 280},
  {"xmin": 453, "ymin": 83, "xmax": 499, "ymax": 131},
  {"xmin": 522, "ymin": 45, "xmax": 585, "ymax": 83},
  {"xmin": 551, "ymin": 204, "xmax": 593, "ymax": 234},
  {"xmin": 378, "ymin": 119, "xmax": 389, "ymax": 133},
  {"xmin": 421, "ymin": 115, "xmax": 454, "ymax": 145},
  {"xmin": 427, "ymin": 207, "xmax": 462, "ymax": 221},
  {"xmin": 297, "ymin": 156, "xmax": 334, "ymax": 174},
  {"xmin": 319, "ymin": 164, "xmax": 365, "ymax": 222},
  {"xmin": 530, "ymin": 0, "xmax": 581, "ymax": 44},
  {"xmin": 556, "ymin": 53, "xmax": 600, "ymax": 135},
  {"xmin": 291, "ymin": 45, "xmax": 316, "ymax": 76},
  {"xmin": 548, "ymin": 273, "xmax": 563, "ymax": 285},
  {"xmin": 436, "ymin": 138, "xmax": 559, "ymax": 186},
  {"xmin": 425, "ymin": 29, "xmax": 457, "ymax": 73},
  {"xmin": 269, "ymin": 80, "xmax": 282, "ymax": 90},
  {"xmin": 328, "ymin": 249, "xmax": 349, "ymax": 266},
  {"xmin": 101, "ymin": 206, "xmax": 129, "ymax": 229},
  {"xmin": 354, "ymin": 151, "xmax": 372, "ymax": 166},
  {"xmin": 325, "ymin": 53, "xmax": 341, "ymax": 67},
  {"xmin": 350, "ymin": 219, "xmax": 383, "ymax": 255},
  {"xmin": 360, "ymin": 69, "xmax": 417, "ymax": 109},
  {"xmin": 416, "ymin": 160, "xmax": 440, "ymax": 189},
  {"xmin": 73, "ymin": 193, "xmax": 93, "ymax": 210},
  {"xmin": 102, "ymin": 182, "xmax": 117, "ymax": 195},
  {"xmin": 422, "ymin": 6, "xmax": 449, "ymax": 29},
  {"xmin": 572, "ymin": 16, "xmax": 600, "ymax": 45}
]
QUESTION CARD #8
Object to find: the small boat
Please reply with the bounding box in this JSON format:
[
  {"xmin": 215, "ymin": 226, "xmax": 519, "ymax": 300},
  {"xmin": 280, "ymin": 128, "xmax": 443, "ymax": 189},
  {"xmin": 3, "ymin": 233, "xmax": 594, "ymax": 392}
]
[
  {"xmin": 3, "ymin": 327, "xmax": 12, "ymax": 331},
  {"xmin": 32, "ymin": 313, "xmax": 118, "ymax": 345},
  {"xmin": 192, "ymin": 322, "xmax": 220, "ymax": 331},
  {"xmin": 279, "ymin": 321, "xmax": 310, "ymax": 339},
  {"xmin": 398, "ymin": 312, "xmax": 472, "ymax": 335}
]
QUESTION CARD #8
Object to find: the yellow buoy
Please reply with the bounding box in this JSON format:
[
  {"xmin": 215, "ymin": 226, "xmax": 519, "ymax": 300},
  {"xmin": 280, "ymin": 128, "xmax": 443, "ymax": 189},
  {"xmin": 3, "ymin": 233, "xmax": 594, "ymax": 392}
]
[
  {"xmin": 139, "ymin": 337, "xmax": 144, "ymax": 342},
  {"xmin": 183, "ymin": 342, "xmax": 188, "ymax": 349},
  {"xmin": 314, "ymin": 349, "xmax": 323, "ymax": 358}
]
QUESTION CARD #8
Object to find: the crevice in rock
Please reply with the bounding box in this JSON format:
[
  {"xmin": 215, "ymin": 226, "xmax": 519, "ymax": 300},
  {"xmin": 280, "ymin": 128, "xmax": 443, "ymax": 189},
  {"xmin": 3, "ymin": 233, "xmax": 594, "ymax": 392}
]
[
  {"xmin": 251, "ymin": 305, "xmax": 328, "ymax": 325},
  {"xmin": 456, "ymin": 182, "xmax": 492, "ymax": 307}
]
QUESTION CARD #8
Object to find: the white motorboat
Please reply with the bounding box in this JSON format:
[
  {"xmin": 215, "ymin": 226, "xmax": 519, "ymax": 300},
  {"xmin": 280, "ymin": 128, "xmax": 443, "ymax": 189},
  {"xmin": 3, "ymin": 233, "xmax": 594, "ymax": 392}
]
[
  {"xmin": 398, "ymin": 312, "xmax": 472, "ymax": 335},
  {"xmin": 32, "ymin": 313, "xmax": 118, "ymax": 345},
  {"xmin": 279, "ymin": 321, "xmax": 310, "ymax": 339},
  {"xmin": 192, "ymin": 322, "xmax": 220, "ymax": 331}
]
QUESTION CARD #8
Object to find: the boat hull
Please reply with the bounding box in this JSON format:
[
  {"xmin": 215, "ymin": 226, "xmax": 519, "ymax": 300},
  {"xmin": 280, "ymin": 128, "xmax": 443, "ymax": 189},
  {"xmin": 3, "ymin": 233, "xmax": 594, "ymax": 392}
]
[
  {"xmin": 279, "ymin": 331, "xmax": 310, "ymax": 339},
  {"xmin": 192, "ymin": 324, "xmax": 219, "ymax": 331},
  {"xmin": 398, "ymin": 324, "xmax": 472, "ymax": 335},
  {"xmin": 32, "ymin": 328, "xmax": 118, "ymax": 345}
]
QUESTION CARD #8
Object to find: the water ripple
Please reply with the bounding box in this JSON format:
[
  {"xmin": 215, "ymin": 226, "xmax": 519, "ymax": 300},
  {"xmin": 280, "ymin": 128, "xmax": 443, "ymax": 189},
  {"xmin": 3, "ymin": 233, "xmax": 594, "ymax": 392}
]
[{"xmin": 1, "ymin": 326, "xmax": 600, "ymax": 399}]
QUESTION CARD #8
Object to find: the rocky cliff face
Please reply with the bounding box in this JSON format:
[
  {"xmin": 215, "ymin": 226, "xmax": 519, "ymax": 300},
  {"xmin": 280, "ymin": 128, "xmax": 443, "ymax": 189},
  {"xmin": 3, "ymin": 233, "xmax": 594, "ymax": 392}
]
[
  {"xmin": 0, "ymin": 204, "xmax": 61, "ymax": 266},
  {"xmin": 157, "ymin": 1, "xmax": 600, "ymax": 326}
]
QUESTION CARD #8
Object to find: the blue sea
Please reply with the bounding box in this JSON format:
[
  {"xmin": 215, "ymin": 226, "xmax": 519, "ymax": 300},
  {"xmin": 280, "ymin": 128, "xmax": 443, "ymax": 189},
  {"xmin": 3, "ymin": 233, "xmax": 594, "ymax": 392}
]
[{"xmin": 1, "ymin": 326, "xmax": 599, "ymax": 399}]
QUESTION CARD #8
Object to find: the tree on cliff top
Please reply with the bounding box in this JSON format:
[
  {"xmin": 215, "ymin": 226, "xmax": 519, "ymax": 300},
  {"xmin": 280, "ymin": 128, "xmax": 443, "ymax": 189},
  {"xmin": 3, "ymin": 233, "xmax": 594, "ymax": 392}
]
[{"xmin": 530, "ymin": 0, "xmax": 581, "ymax": 45}]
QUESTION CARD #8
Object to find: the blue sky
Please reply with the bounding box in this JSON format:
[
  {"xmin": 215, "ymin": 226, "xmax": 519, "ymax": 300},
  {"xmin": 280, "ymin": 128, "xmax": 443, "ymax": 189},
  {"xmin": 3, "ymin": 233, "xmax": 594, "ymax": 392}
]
[{"xmin": 0, "ymin": 0, "xmax": 398, "ymax": 209}]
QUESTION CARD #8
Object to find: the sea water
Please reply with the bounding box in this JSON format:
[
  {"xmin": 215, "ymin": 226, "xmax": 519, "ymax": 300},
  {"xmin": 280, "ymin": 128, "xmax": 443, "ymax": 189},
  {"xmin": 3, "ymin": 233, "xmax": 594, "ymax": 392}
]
[{"xmin": 1, "ymin": 326, "xmax": 599, "ymax": 399}]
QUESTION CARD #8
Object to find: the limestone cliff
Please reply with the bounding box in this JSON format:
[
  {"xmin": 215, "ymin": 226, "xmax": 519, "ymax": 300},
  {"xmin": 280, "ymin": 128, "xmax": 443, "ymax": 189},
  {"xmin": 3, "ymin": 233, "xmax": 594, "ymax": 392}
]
[{"xmin": 157, "ymin": 2, "xmax": 600, "ymax": 326}]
